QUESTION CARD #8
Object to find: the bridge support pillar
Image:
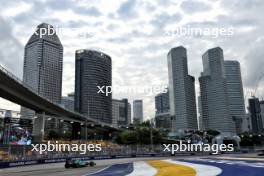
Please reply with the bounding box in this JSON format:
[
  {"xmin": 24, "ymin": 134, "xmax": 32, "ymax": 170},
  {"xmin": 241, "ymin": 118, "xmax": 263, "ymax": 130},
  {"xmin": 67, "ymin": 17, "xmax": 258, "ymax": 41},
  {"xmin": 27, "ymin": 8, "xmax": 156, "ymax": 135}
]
[
  {"xmin": 72, "ymin": 122, "xmax": 81, "ymax": 139},
  {"xmin": 33, "ymin": 112, "xmax": 45, "ymax": 142}
]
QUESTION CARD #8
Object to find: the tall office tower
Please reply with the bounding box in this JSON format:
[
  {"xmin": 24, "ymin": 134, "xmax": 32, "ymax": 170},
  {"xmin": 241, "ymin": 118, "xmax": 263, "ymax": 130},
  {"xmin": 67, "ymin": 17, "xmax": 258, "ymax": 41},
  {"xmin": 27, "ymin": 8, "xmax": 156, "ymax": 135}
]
[
  {"xmin": 248, "ymin": 97, "xmax": 263, "ymax": 134},
  {"xmin": 199, "ymin": 47, "xmax": 235, "ymax": 133},
  {"xmin": 75, "ymin": 49, "xmax": 112, "ymax": 124},
  {"xmin": 224, "ymin": 60, "xmax": 246, "ymax": 133},
  {"xmin": 133, "ymin": 100, "xmax": 143, "ymax": 124},
  {"xmin": 167, "ymin": 46, "xmax": 197, "ymax": 131},
  {"xmin": 112, "ymin": 98, "xmax": 131, "ymax": 128},
  {"xmin": 259, "ymin": 101, "xmax": 264, "ymax": 129},
  {"xmin": 155, "ymin": 89, "xmax": 171, "ymax": 130},
  {"xmin": 21, "ymin": 23, "xmax": 63, "ymax": 140}
]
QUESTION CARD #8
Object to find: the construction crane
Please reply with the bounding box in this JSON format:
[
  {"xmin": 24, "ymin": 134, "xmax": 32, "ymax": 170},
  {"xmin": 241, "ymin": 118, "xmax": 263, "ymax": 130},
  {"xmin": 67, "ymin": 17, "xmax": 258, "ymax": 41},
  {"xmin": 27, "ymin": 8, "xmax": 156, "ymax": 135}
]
[
  {"xmin": 244, "ymin": 72, "xmax": 264, "ymax": 132},
  {"xmin": 244, "ymin": 73, "xmax": 264, "ymax": 101},
  {"xmin": 251, "ymin": 74, "xmax": 264, "ymax": 97}
]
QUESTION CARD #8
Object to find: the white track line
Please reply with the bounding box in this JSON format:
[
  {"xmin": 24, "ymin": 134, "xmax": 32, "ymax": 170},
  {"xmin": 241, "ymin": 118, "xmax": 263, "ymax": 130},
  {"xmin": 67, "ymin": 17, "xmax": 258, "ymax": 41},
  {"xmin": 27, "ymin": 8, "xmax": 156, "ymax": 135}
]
[
  {"xmin": 126, "ymin": 161, "xmax": 157, "ymax": 176},
  {"xmin": 82, "ymin": 165, "xmax": 112, "ymax": 176},
  {"xmin": 166, "ymin": 159, "xmax": 222, "ymax": 176}
]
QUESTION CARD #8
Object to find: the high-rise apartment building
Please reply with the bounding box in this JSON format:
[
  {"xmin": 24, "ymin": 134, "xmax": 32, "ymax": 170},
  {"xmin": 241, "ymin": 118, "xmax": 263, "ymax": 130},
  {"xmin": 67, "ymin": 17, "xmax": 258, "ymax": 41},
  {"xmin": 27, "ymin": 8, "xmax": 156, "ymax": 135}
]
[
  {"xmin": 21, "ymin": 23, "xmax": 63, "ymax": 140},
  {"xmin": 199, "ymin": 47, "xmax": 235, "ymax": 133},
  {"xmin": 74, "ymin": 49, "xmax": 112, "ymax": 124},
  {"xmin": 133, "ymin": 100, "xmax": 143, "ymax": 124},
  {"xmin": 224, "ymin": 60, "xmax": 246, "ymax": 133},
  {"xmin": 167, "ymin": 46, "xmax": 197, "ymax": 131}
]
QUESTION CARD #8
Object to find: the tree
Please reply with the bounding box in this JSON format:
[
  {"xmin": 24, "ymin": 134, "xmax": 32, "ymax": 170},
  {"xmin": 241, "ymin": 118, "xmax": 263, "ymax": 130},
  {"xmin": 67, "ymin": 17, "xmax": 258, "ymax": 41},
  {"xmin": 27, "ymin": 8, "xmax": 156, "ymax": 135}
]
[
  {"xmin": 47, "ymin": 130, "xmax": 60, "ymax": 139},
  {"xmin": 115, "ymin": 126, "xmax": 163, "ymax": 145}
]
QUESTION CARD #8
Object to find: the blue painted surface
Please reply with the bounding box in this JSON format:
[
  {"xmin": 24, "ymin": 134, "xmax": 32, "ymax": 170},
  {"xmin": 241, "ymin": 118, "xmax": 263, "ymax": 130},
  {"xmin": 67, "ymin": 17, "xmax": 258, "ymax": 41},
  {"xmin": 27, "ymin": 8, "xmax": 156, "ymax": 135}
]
[
  {"xmin": 180, "ymin": 159, "xmax": 264, "ymax": 176},
  {"xmin": 88, "ymin": 163, "xmax": 133, "ymax": 176},
  {"xmin": 88, "ymin": 159, "xmax": 264, "ymax": 176}
]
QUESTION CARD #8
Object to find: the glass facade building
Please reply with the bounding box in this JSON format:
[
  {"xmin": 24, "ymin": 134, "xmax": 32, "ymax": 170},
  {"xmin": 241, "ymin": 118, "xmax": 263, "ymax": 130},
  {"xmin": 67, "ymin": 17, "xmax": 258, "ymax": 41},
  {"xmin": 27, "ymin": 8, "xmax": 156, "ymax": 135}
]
[
  {"xmin": 167, "ymin": 46, "xmax": 197, "ymax": 131},
  {"xmin": 112, "ymin": 99, "xmax": 131, "ymax": 127},
  {"xmin": 74, "ymin": 49, "xmax": 112, "ymax": 124},
  {"xmin": 224, "ymin": 60, "xmax": 246, "ymax": 133},
  {"xmin": 133, "ymin": 100, "xmax": 143, "ymax": 124},
  {"xmin": 199, "ymin": 47, "xmax": 235, "ymax": 133},
  {"xmin": 155, "ymin": 89, "xmax": 172, "ymax": 130},
  {"xmin": 20, "ymin": 23, "xmax": 63, "ymax": 140},
  {"xmin": 249, "ymin": 98, "xmax": 263, "ymax": 134}
]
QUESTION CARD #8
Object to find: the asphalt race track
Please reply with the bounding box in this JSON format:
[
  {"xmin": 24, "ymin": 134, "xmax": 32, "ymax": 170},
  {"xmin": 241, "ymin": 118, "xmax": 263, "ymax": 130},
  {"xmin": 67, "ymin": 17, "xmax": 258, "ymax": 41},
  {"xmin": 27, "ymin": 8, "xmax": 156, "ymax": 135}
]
[
  {"xmin": 1, "ymin": 156, "xmax": 264, "ymax": 176},
  {"xmin": 180, "ymin": 158, "xmax": 264, "ymax": 176},
  {"xmin": 0, "ymin": 158, "xmax": 165, "ymax": 176}
]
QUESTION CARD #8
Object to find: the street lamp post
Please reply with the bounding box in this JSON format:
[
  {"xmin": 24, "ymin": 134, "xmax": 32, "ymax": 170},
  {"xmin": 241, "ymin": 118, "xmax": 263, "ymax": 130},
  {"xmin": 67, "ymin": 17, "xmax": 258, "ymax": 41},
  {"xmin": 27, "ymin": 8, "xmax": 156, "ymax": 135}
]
[
  {"xmin": 86, "ymin": 98, "xmax": 90, "ymax": 141},
  {"xmin": 150, "ymin": 118, "xmax": 154, "ymax": 152}
]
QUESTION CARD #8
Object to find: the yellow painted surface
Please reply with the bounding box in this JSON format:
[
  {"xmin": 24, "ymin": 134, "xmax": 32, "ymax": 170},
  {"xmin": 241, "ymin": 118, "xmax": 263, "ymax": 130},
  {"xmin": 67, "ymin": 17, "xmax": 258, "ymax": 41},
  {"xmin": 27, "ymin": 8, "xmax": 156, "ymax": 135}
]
[{"xmin": 147, "ymin": 160, "xmax": 196, "ymax": 176}]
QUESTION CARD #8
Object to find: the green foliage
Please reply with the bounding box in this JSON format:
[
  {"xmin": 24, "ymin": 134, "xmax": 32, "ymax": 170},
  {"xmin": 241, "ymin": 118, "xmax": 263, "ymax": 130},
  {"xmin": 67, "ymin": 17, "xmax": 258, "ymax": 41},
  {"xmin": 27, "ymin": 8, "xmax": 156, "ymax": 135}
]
[
  {"xmin": 47, "ymin": 130, "xmax": 60, "ymax": 139},
  {"xmin": 115, "ymin": 122, "xmax": 163, "ymax": 145},
  {"xmin": 206, "ymin": 129, "xmax": 220, "ymax": 136},
  {"xmin": 62, "ymin": 132, "xmax": 72, "ymax": 139},
  {"xmin": 240, "ymin": 133, "xmax": 264, "ymax": 146},
  {"xmin": 118, "ymin": 130, "xmax": 137, "ymax": 144}
]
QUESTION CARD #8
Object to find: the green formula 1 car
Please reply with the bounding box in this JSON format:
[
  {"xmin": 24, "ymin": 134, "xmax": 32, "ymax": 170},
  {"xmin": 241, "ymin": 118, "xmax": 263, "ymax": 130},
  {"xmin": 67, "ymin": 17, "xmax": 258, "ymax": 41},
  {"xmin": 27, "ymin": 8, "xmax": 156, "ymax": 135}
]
[{"xmin": 65, "ymin": 158, "xmax": 96, "ymax": 168}]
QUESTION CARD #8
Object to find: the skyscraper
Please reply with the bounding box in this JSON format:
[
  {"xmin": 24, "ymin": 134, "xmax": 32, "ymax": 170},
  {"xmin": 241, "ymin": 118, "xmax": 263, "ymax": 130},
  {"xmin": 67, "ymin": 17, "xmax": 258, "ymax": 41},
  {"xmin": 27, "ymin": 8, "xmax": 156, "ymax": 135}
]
[
  {"xmin": 155, "ymin": 89, "xmax": 172, "ymax": 130},
  {"xmin": 248, "ymin": 97, "xmax": 263, "ymax": 134},
  {"xmin": 259, "ymin": 101, "xmax": 264, "ymax": 129},
  {"xmin": 22, "ymin": 23, "xmax": 63, "ymax": 105},
  {"xmin": 199, "ymin": 47, "xmax": 235, "ymax": 133},
  {"xmin": 74, "ymin": 49, "xmax": 112, "ymax": 124},
  {"xmin": 155, "ymin": 88, "xmax": 170, "ymax": 115},
  {"xmin": 133, "ymin": 100, "xmax": 143, "ymax": 124},
  {"xmin": 112, "ymin": 98, "xmax": 131, "ymax": 128},
  {"xmin": 21, "ymin": 23, "xmax": 63, "ymax": 140},
  {"xmin": 167, "ymin": 46, "xmax": 197, "ymax": 131},
  {"xmin": 224, "ymin": 60, "xmax": 246, "ymax": 133}
]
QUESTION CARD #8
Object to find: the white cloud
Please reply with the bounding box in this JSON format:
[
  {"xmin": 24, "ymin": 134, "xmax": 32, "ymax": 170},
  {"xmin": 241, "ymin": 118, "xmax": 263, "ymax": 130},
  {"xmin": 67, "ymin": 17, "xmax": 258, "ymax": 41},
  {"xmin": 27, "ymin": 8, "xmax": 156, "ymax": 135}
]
[{"xmin": 0, "ymin": 0, "xmax": 263, "ymax": 119}]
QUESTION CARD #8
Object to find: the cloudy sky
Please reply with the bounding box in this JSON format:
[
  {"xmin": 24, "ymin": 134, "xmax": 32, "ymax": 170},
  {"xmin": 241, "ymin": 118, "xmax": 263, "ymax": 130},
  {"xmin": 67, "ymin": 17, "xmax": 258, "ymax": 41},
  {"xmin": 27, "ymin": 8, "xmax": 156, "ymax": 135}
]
[{"xmin": 0, "ymin": 0, "xmax": 264, "ymax": 119}]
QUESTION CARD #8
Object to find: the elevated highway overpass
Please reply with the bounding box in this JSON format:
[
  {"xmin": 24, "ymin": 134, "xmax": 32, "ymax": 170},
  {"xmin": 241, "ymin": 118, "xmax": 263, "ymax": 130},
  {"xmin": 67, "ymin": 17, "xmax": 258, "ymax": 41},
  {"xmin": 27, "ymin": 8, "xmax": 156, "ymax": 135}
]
[{"xmin": 0, "ymin": 65, "xmax": 117, "ymax": 141}]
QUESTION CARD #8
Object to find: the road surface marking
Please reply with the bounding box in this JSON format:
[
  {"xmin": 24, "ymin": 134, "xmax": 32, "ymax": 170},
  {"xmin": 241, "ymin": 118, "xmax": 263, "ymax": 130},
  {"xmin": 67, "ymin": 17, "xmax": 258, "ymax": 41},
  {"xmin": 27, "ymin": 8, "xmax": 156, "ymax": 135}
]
[
  {"xmin": 127, "ymin": 161, "xmax": 157, "ymax": 176},
  {"xmin": 182, "ymin": 159, "xmax": 264, "ymax": 176},
  {"xmin": 147, "ymin": 160, "xmax": 196, "ymax": 176},
  {"xmin": 185, "ymin": 158, "xmax": 264, "ymax": 168},
  {"xmin": 216, "ymin": 157, "xmax": 264, "ymax": 162},
  {"xmin": 167, "ymin": 159, "xmax": 222, "ymax": 176},
  {"xmin": 85, "ymin": 163, "xmax": 133, "ymax": 176},
  {"xmin": 83, "ymin": 165, "xmax": 112, "ymax": 176}
]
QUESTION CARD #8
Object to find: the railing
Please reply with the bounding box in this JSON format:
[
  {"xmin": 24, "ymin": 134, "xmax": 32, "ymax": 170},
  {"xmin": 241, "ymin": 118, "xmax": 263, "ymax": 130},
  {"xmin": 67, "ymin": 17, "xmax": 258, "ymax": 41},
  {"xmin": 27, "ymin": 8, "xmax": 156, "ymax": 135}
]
[
  {"xmin": 0, "ymin": 64, "xmax": 54, "ymax": 104},
  {"xmin": 0, "ymin": 64, "xmax": 112, "ymax": 126},
  {"xmin": 0, "ymin": 65, "xmax": 79, "ymax": 115},
  {"xmin": 0, "ymin": 144, "xmax": 181, "ymax": 162}
]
